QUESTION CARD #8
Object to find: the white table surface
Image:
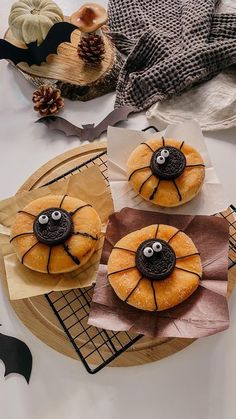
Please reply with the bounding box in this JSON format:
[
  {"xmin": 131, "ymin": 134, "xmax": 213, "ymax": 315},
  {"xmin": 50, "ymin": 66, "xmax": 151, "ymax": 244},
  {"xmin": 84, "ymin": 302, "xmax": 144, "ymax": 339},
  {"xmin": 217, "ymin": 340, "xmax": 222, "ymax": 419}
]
[{"xmin": 1, "ymin": 1, "xmax": 236, "ymax": 418}]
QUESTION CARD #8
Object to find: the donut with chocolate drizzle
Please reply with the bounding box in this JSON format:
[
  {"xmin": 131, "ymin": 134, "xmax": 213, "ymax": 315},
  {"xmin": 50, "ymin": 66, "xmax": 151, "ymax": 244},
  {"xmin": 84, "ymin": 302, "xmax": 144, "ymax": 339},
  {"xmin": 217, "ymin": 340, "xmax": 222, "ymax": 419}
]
[
  {"xmin": 108, "ymin": 224, "xmax": 202, "ymax": 311},
  {"xmin": 127, "ymin": 137, "xmax": 205, "ymax": 207},
  {"xmin": 10, "ymin": 195, "xmax": 101, "ymax": 274}
]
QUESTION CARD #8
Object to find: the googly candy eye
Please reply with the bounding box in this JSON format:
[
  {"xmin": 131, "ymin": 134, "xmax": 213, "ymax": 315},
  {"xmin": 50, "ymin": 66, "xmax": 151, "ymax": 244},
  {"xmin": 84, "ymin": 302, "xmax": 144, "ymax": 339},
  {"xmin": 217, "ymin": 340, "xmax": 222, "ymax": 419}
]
[
  {"xmin": 38, "ymin": 214, "xmax": 49, "ymax": 225},
  {"xmin": 52, "ymin": 211, "xmax": 62, "ymax": 221},
  {"xmin": 152, "ymin": 241, "xmax": 163, "ymax": 252},
  {"xmin": 156, "ymin": 155, "xmax": 165, "ymax": 165},
  {"xmin": 161, "ymin": 149, "xmax": 169, "ymax": 158},
  {"xmin": 143, "ymin": 246, "xmax": 154, "ymax": 258}
]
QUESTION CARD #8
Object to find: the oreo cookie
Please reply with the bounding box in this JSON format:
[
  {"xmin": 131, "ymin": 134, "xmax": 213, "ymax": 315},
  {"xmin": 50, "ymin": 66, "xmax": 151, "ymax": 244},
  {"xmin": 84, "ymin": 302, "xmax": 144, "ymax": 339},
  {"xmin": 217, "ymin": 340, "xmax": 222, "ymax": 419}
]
[
  {"xmin": 135, "ymin": 238, "xmax": 176, "ymax": 281},
  {"xmin": 33, "ymin": 208, "xmax": 73, "ymax": 246},
  {"xmin": 150, "ymin": 146, "xmax": 186, "ymax": 180}
]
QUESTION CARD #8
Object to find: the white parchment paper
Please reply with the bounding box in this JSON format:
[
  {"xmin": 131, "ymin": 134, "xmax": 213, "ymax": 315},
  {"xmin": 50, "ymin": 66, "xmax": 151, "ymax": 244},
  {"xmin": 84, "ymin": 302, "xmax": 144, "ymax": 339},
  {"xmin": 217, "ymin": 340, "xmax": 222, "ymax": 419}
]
[{"xmin": 107, "ymin": 120, "xmax": 230, "ymax": 215}]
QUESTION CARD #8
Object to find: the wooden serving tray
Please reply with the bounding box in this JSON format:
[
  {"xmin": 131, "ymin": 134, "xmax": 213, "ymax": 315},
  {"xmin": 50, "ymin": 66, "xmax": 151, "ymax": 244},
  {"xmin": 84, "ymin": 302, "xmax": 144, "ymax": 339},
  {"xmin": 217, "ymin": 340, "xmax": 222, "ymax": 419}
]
[{"xmin": 8, "ymin": 142, "xmax": 236, "ymax": 367}]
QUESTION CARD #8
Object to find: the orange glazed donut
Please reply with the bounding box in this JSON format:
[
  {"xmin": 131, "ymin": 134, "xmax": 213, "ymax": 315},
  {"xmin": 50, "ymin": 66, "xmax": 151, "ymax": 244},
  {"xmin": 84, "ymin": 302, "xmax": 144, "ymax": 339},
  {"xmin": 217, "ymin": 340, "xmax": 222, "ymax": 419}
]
[
  {"xmin": 108, "ymin": 224, "xmax": 202, "ymax": 311},
  {"xmin": 10, "ymin": 195, "xmax": 101, "ymax": 274},
  {"xmin": 127, "ymin": 137, "xmax": 205, "ymax": 207}
]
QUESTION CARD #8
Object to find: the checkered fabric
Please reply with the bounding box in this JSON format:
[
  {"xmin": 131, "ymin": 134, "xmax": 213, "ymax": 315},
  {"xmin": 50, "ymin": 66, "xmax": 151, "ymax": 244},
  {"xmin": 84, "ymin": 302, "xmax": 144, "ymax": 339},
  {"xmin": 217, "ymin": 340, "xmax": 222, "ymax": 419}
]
[{"xmin": 108, "ymin": 0, "xmax": 236, "ymax": 111}]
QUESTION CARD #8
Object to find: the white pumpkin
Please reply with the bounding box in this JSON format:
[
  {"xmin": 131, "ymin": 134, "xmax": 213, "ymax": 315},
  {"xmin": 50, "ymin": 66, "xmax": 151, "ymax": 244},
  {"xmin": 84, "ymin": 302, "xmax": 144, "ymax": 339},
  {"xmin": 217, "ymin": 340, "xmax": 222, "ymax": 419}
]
[{"xmin": 9, "ymin": 0, "xmax": 64, "ymax": 45}]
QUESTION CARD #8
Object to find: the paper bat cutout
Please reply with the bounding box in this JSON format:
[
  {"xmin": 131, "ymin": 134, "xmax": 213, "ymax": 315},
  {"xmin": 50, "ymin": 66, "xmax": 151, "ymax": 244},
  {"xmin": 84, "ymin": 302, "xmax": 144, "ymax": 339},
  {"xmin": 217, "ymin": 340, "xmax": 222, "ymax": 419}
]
[
  {"xmin": 0, "ymin": 332, "xmax": 32, "ymax": 383},
  {"xmin": 0, "ymin": 22, "xmax": 77, "ymax": 66},
  {"xmin": 36, "ymin": 106, "xmax": 136, "ymax": 141}
]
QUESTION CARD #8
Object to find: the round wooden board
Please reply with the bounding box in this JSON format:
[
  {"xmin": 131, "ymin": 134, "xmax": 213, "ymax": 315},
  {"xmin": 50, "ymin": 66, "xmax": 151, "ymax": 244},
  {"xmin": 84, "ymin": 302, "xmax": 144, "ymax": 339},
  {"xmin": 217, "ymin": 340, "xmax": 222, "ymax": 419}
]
[
  {"xmin": 8, "ymin": 143, "xmax": 236, "ymax": 367},
  {"xmin": 5, "ymin": 28, "xmax": 114, "ymax": 85},
  {"xmin": 4, "ymin": 21, "xmax": 122, "ymax": 101}
]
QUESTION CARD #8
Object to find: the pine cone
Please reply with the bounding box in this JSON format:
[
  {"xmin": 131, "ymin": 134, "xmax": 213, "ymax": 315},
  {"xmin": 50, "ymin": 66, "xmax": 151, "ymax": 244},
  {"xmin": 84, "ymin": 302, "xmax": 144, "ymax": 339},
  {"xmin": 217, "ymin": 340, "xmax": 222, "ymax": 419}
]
[
  {"xmin": 78, "ymin": 34, "xmax": 105, "ymax": 65},
  {"xmin": 32, "ymin": 85, "xmax": 64, "ymax": 116}
]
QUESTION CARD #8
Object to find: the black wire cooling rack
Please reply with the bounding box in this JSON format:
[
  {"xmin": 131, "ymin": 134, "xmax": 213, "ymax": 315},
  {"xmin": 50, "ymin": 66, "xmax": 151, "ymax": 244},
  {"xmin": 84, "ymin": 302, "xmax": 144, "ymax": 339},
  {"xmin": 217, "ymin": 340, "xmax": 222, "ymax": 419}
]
[
  {"xmin": 43, "ymin": 147, "xmax": 142, "ymax": 374},
  {"xmin": 41, "ymin": 126, "xmax": 236, "ymax": 374}
]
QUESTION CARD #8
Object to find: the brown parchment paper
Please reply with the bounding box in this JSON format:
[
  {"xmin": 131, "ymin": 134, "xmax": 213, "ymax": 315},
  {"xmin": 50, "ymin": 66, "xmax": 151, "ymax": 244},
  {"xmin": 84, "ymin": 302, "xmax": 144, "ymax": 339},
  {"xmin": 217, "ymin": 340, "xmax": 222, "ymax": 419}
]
[
  {"xmin": 0, "ymin": 165, "xmax": 114, "ymax": 300},
  {"xmin": 88, "ymin": 207, "xmax": 230, "ymax": 338}
]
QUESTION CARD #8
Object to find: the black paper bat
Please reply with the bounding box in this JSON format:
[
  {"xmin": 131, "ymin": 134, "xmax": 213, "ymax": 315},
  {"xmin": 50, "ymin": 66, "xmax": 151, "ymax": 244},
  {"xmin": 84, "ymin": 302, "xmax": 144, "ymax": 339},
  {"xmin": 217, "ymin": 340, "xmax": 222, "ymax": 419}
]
[
  {"xmin": 36, "ymin": 106, "xmax": 136, "ymax": 141},
  {"xmin": 0, "ymin": 22, "xmax": 77, "ymax": 66},
  {"xmin": 0, "ymin": 332, "xmax": 32, "ymax": 383}
]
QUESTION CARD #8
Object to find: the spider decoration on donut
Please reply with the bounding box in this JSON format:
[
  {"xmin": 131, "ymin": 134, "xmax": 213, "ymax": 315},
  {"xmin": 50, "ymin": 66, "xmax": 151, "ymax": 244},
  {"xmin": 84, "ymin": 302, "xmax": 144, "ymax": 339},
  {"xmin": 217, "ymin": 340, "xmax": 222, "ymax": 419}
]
[
  {"xmin": 10, "ymin": 194, "xmax": 101, "ymax": 274},
  {"xmin": 127, "ymin": 137, "xmax": 205, "ymax": 207},
  {"xmin": 108, "ymin": 224, "xmax": 202, "ymax": 311}
]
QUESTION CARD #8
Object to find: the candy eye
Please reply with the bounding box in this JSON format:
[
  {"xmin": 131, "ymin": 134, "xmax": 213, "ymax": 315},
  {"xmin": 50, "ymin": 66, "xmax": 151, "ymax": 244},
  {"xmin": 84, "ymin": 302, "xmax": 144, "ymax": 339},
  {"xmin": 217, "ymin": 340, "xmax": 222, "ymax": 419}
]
[
  {"xmin": 52, "ymin": 211, "xmax": 62, "ymax": 221},
  {"xmin": 161, "ymin": 149, "xmax": 169, "ymax": 158},
  {"xmin": 143, "ymin": 246, "xmax": 154, "ymax": 258},
  {"xmin": 156, "ymin": 155, "xmax": 165, "ymax": 165},
  {"xmin": 152, "ymin": 241, "xmax": 163, "ymax": 252},
  {"xmin": 38, "ymin": 214, "xmax": 49, "ymax": 225}
]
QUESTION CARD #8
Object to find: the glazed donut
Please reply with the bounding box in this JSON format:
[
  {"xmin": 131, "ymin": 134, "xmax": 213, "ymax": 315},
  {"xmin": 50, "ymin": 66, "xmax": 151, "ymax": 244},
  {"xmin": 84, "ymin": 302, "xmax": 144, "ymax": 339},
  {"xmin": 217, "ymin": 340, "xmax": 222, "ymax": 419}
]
[
  {"xmin": 108, "ymin": 224, "xmax": 202, "ymax": 311},
  {"xmin": 10, "ymin": 194, "xmax": 101, "ymax": 274},
  {"xmin": 127, "ymin": 137, "xmax": 205, "ymax": 207}
]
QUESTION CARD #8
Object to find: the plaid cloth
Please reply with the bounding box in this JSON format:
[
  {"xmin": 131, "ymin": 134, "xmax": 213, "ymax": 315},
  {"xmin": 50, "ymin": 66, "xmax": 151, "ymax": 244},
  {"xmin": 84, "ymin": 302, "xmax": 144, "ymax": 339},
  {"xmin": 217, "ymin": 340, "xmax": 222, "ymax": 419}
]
[{"xmin": 108, "ymin": 0, "xmax": 236, "ymax": 111}]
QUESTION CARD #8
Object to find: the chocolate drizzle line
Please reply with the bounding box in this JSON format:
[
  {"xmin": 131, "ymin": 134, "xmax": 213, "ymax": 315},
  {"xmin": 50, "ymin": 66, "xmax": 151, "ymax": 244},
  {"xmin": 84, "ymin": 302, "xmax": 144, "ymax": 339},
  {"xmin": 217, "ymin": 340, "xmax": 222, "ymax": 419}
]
[
  {"xmin": 70, "ymin": 204, "xmax": 92, "ymax": 216},
  {"xmin": 125, "ymin": 276, "xmax": 143, "ymax": 303},
  {"xmin": 18, "ymin": 210, "xmax": 36, "ymax": 218},
  {"xmin": 128, "ymin": 166, "xmax": 150, "ymax": 181},
  {"xmin": 175, "ymin": 266, "xmax": 201, "ymax": 279},
  {"xmin": 21, "ymin": 241, "xmax": 39, "ymax": 264},
  {"xmin": 151, "ymin": 281, "xmax": 158, "ymax": 310},
  {"xmin": 59, "ymin": 194, "xmax": 67, "ymax": 208},
  {"xmin": 113, "ymin": 247, "xmax": 136, "ymax": 254},
  {"xmin": 47, "ymin": 247, "xmax": 52, "ymax": 274},
  {"xmin": 73, "ymin": 231, "xmax": 98, "ymax": 240},
  {"xmin": 108, "ymin": 266, "xmax": 137, "ymax": 277},
  {"xmin": 176, "ymin": 252, "xmax": 200, "ymax": 260},
  {"xmin": 63, "ymin": 244, "xmax": 80, "ymax": 265},
  {"xmin": 185, "ymin": 164, "xmax": 205, "ymax": 168},
  {"xmin": 168, "ymin": 229, "xmax": 182, "ymax": 243},
  {"xmin": 10, "ymin": 232, "xmax": 34, "ymax": 243},
  {"xmin": 162, "ymin": 136, "xmax": 165, "ymax": 147},
  {"xmin": 179, "ymin": 141, "xmax": 184, "ymax": 150},
  {"xmin": 149, "ymin": 179, "xmax": 161, "ymax": 200},
  {"xmin": 139, "ymin": 174, "xmax": 153, "ymax": 194},
  {"xmin": 141, "ymin": 142, "xmax": 155, "ymax": 152},
  {"xmin": 155, "ymin": 224, "xmax": 159, "ymax": 238},
  {"xmin": 172, "ymin": 179, "xmax": 182, "ymax": 201}
]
